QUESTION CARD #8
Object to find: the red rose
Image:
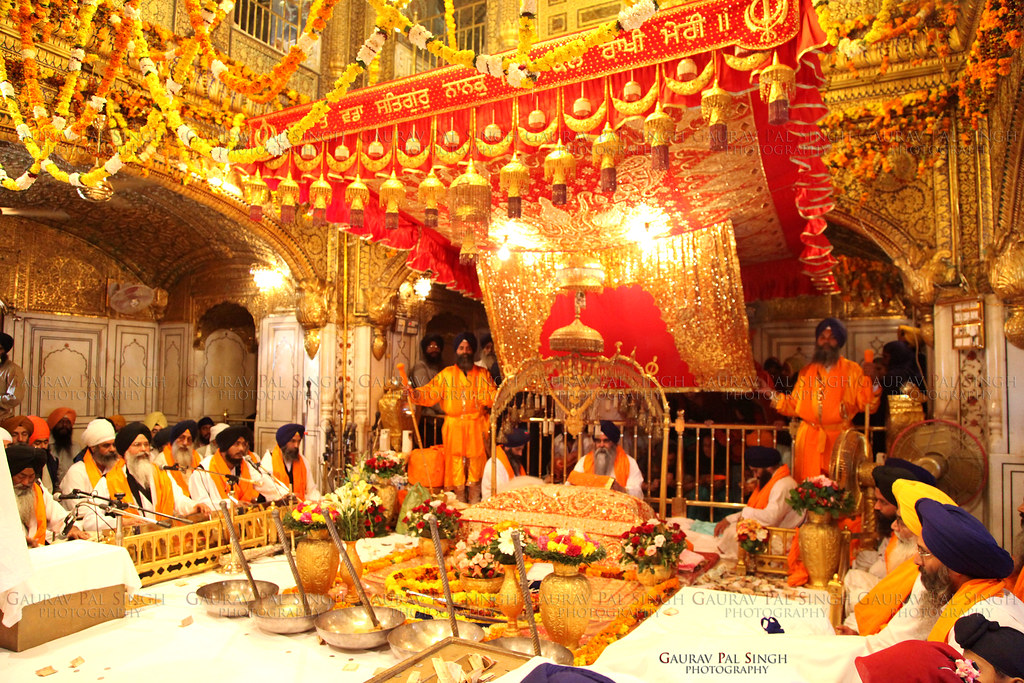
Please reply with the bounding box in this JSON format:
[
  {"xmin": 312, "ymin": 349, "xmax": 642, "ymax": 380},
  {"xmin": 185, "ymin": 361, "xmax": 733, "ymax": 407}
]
[{"xmin": 566, "ymin": 544, "xmax": 581, "ymax": 556}]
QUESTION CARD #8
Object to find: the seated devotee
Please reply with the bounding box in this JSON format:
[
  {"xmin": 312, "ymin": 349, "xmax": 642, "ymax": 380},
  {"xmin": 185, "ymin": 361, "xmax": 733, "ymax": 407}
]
[
  {"xmin": 82, "ymin": 423, "xmax": 210, "ymax": 531},
  {"xmin": 842, "ymin": 461, "xmax": 934, "ymax": 631},
  {"xmin": 567, "ymin": 421, "xmax": 644, "ymax": 499},
  {"xmin": 144, "ymin": 411, "xmax": 168, "ymax": 442},
  {"xmin": 546, "ymin": 431, "xmax": 589, "ymax": 484},
  {"xmin": 260, "ymin": 423, "xmax": 318, "ymax": 501},
  {"xmin": 712, "ymin": 445, "xmax": 802, "ymax": 556},
  {"xmin": 914, "ymin": 496, "xmax": 1024, "ymax": 649},
  {"xmin": 47, "ymin": 407, "xmax": 77, "ymax": 483},
  {"xmin": 189, "ymin": 426, "xmax": 286, "ymax": 509},
  {"xmin": 26, "ymin": 415, "xmax": 58, "ymax": 493},
  {"xmin": 843, "ymin": 480, "xmax": 957, "ymax": 652},
  {"xmin": 10, "ymin": 444, "xmax": 89, "ymax": 546},
  {"xmin": 59, "ymin": 418, "xmax": 120, "ymax": 497},
  {"xmin": 196, "ymin": 416, "xmax": 214, "ymax": 456},
  {"xmin": 481, "ymin": 427, "xmax": 528, "ymax": 500},
  {"xmin": 954, "ymin": 613, "xmax": 1024, "ymax": 683},
  {"xmin": 2, "ymin": 415, "xmax": 32, "ymax": 444},
  {"xmin": 854, "ymin": 639, "xmax": 968, "ymax": 683},
  {"xmin": 108, "ymin": 414, "xmax": 127, "ymax": 432},
  {"xmin": 158, "ymin": 420, "xmax": 201, "ymax": 490}
]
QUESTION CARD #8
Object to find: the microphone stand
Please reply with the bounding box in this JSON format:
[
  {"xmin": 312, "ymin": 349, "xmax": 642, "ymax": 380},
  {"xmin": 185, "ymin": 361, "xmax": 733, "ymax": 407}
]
[
  {"xmin": 69, "ymin": 490, "xmax": 192, "ymax": 526},
  {"xmin": 246, "ymin": 453, "xmax": 293, "ymax": 499}
]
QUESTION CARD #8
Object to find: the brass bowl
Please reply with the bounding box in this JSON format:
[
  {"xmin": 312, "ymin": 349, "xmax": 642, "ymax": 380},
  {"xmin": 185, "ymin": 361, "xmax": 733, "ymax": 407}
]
[
  {"xmin": 249, "ymin": 593, "xmax": 334, "ymax": 634},
  {"xmin": 387, "ymin": 619, "xmax": 485, "ymax": 660},
  {"xmin": 315, "ymin": 606, "xmax": 407, "ymax": 650},
  {"xmin": 490, "ymin": 637, "xmax": 574, "ymax": 665},
  {"xmin": 195, "ymin": 580, "xmax": 279, "ymax": 617}
]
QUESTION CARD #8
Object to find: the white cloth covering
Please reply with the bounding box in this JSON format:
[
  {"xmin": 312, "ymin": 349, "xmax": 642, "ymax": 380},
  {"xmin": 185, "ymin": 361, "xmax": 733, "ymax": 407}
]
[
  {"xmin": 0, "ymin": 443, "xmax": 32, "ymax": 627},
  {"xmin": 569, "ymin": 451, "xmax": 645, "ymax": 499},
  {"xmin": 481, "ymin": 455, "xmax": 515, "ymax": 500},
  {"xmin": 717, "ymin": 472, "xmax": 803, "ymax": 557}
]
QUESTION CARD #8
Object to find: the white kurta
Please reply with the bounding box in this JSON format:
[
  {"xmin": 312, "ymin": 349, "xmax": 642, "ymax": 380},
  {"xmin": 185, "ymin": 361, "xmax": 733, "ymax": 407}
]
[
  {"xmin": 855, "ymin": 576, "xmax": 940, "ymax": 655},
  {"xmin": 23, "ymin": 485, "xmax": 70, "ymax": 542},
  {"xmin": 481, "ymin": 457, "xmax": 511, "ymax": 500},
  {"xmin": 717, "ymin": 474, "xmax": 803, "ymax": 557},
  {"xmin": 942, "ymin": 589, "xmax": 1024, "ymax": 652},
  {"xmin": 188, "ymin": 453, "xmax": 287, "ymax": 510},
  {"xmin": 569, "ymin": 453, "xmax": 644, "ymax": 499},
  {"xmin": 259, "ymin": 450, "xmax": 319, "ymax": 500},
  {"xmin": 79, "ymin": 472, "xmax": 197, "ymax": 531},
  {"xmin": 59, "ymin": 460, "xmax": 96, "ymax": 498},
  {"xmin": 842, "ymin": 536, "xmax": 918, "ymax": 627}
]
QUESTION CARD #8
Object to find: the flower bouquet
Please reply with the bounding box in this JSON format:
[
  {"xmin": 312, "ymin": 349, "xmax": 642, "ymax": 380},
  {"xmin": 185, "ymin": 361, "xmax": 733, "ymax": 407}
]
[
  {"xmin": 322, "ymin": 477, "xmax": 387, "ymax": 541},
  {"xmin": 402, "ymin": 496, "xmax": 463, "ymax": 539},
  {"xmin": 485, "ymin": 521, "xmax": 535, "ymax": 566},
  {"xmin": 735, "ymin": 518, "xmax": 768, "ymax": 555},
  {"xmin": 283, "ymin": 499, "xmax": 342, "ymax": 534},
  {"xmin": 363, "ymin": 450, "xmax": 405, "ymax": 480},
  {"xmin": 454, "ymin": 530, "xmax": 502, "ymax": 581},
  {"xmin": 786, "ymin": 475, "xmax": 855, "ymax": 516},
  {"xmin": 619, "ymin": 518, "xmax": 686, "ymax": 586},
  {"xmin": 526, "ymin": 528, "xmax": 606, "ymax": 566}
]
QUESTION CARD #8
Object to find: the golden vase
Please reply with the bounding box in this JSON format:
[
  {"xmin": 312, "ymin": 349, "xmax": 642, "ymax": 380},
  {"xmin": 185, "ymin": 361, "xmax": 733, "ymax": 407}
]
[
  {"xmin": 371, "ymin": 476, "xmax": 399, "ymax": 527},
  {"xmin": 459, "ymin": 574, "xmax": 505, "ymax": 595},
  {"xmin": 496, "ymin": 564, "xmax": 525, "ymax": 632},
  {"xmin": 539, "ymin": 562, "xmax": 591, "ymax": 649},
  {"xmin": 295, "ymin": 529, "xmax": 340, "ymax": 595},
  {"xmin": 338, "ymin": 540, "xmax": 363, "ymax": 597},
  {"xmin": 799, "ymin": 511, "xmax": 841, "ymax": 588},
  {"xmin": 636, "ymin": 563, "xmax": 674, "ymax": 587}
]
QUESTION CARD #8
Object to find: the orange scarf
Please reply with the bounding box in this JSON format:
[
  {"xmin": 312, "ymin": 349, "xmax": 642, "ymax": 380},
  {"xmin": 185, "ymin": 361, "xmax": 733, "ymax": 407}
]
[
  {"xmin": 84, "ymin": 452, "xmax": 136, "ymax": 508},
  {"xmin": 747, "ymin": 465, "xmax": 791, "ymax": 510},
  {"xmin": 496, "ymin": 447, "xmax": 526, "ymax": 480},
  {"xmin": 1011, "ymin": 570, "xmax": 1024, "ymax": 601},
  {"xmin": 162, "ymin": 445, "xmax": 199, "ymax": 489},
  {"xmin": 30, "ymin": 483, "xmax": 47, "ymax": 545},
  {"xmin": 854, "ymin": 558, "xmax": 919, "ymax": 635},
  {"xmin": 208, "ymin": 451, "xmax": 258, "ymax": 503},
  {"xmin": 149, "ymin": 467, "xmax": 177, "ymax": 517},
  {"xmin": 579, "ymin": 446, "xmax": 631, "ymax": 488},
  {"xmin": 271, "ymin": 445, "xmax": 307, "ymax": 499},
  {"xmin": 928, "ymin": 579, "xmax": 1009, "ymax": 642}
]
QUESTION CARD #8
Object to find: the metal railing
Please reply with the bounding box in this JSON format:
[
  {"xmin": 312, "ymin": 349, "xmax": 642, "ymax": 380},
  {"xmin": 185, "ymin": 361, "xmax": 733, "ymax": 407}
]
[
  {"xmin": 401, "ymin": 0, "xmax": 487, "ymax": 73},
  {"xmin": 234, "ymin": 0, "xmax": 310, "ymax": 52}
]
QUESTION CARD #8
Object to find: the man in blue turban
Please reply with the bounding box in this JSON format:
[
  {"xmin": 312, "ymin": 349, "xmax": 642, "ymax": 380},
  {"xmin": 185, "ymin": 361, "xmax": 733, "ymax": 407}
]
[
  {"xmin": 567, "ymin": 420, "xmax": 644, "ymax": 498},
  {"xmin": 260, "ymin": 423, "xmax": 318, "ymax": 501},
  {"xmin": 768, "ymin": 317, "xmax": 881, "ymax": 481}
]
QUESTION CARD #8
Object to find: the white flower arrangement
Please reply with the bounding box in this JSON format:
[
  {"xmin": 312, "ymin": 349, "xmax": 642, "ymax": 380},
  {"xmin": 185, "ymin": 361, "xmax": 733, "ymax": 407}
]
[
  {"xmin": 176, "ymin": 124, "xmax": 196, "ymax": 146},
  {"xmin": 22, "ymin": 47, "xmax": 36, "ymax": 59},
  {"xmin": 138, "ymin": 57, "xmax": 156, "ymax": 77},
  {"xmin": 202, "ymin": 10, "xmax": 216, "ymax": 25},
  {"xmin": 104, "ymin": 153, "xmax": 123, "ymax": 175},
  {"xmin": 68, "ymin": 172, "xmax": 83, "ymax": 187},
  {"xmin": 297, "ymin": 33, "xmax": 319, "ymax": 54},
  {"xmin": 211, "ymin": 146, "xmax": 230, "ymax": 164},
  {"xmin": 219, "ymin": 1, "xmax": 235, "ymax": 14},
  {"xmin": 109, "ymin": 13, "xmax": 121, "ymax": 25},
  {"xmin": 474, "ymin": 54, "xmax": 503, "ymax": 79},
  {"xmin": 265, "ymin": 131, "xmax": 292, "ymax": 156},
  {"xmin": 15, "ymin": 124, "xmax": 32, "ymax": 141},
  {"xmin": 89, "ymin": 95, "xmax": 107, "ymax": 112},
  {"xmin": 0, "ymin": 81, "xmax": 14, "ymax": 98},
  {"xmin": 123, "ymin": 5, "xmax": 139, "ymax": 21},
  {"xmin": 15, "ymin": 172, "xmax": 36, "ymax": 190},
  {"xmin": 51, "ymin": 115, "xmax": 66, "ymax": 131},
  {"xmin": 165, "ymin": 77, "xmax": 183, "ymax": 95},
  {"xmin": 618, "ymin": 0, "xmax": 658, "ymax": 31},
  {"xmin": 32, "ymin": 106, "xmax": 47, "ymax": 119},
  {"xmin": 210, "ymin": 59, "xmax": 228, "ymax": 79},
  {"xmin": 63, "ymin": 128, "xmax": 79, "ymax": 141},
  {"xmin": 409, "ymin": 25, "xmax": 433, "ymax": 50}
]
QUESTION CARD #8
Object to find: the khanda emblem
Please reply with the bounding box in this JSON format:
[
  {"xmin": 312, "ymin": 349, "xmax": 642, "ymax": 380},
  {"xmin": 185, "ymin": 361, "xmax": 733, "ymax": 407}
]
[{"xmin": 744, "ymin": 0, "xmax": 788, "ymax": 42}]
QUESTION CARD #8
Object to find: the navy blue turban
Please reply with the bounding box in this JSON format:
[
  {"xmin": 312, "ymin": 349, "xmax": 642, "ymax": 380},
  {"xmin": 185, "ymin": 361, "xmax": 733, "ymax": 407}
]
[
  {"xmin": 453, "ymin": 332, "xmax": 477, "ymax": 354},
  {"xmin": 597, "ymin": 420, "xmax": 620, "ymax": 445},
  {"xmin": 917, "ymin": 499, "xmax": 1014, "ymax": 579},
  {"xmin": 276, "ymin": 423, "xmax": 305, "ymax": 447},
  {"xmin": 746, "ymin": 446, "xmax": 782, "ymax": 468},
  {"xmin": 815, "ymin": 317, "xmax": 847, "ymax": 347}
]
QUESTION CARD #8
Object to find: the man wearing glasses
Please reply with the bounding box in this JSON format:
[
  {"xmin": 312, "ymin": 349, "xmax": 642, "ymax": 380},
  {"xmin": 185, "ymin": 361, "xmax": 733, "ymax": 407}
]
[{"xmin": 567, "ymin": 421, "xmax": 644, "ymax": 498}]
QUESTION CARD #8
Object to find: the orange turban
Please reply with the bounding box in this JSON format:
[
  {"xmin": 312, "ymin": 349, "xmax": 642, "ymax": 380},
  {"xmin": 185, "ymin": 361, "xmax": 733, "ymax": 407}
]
[
  {"xmin": 1, "ymin": 416, "xmax": 33, "ymax": 436},
  {"xmin": 47, "ymin": 407, "xmax": 77, "ymax": 429},
  {"xmin": 27, "ymin": 415, "xmax": 49, "ymax": 442}
]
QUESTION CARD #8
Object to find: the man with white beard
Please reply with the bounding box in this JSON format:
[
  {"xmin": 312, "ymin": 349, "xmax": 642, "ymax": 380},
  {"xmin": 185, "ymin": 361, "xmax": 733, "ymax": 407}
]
[
  {"xmin": 156, "ymin": 420, "xmax": 201, "ymax": 491},
  {"xmin": 10, "ymin": 444, "xmax": 89, "ymax": 546},
  {"xmin": 83, "ymin": 422, "xmax": 209, "ymax": 531},
  {"xmin": 260, "ymin": 423, "xmax": 318, "ymax": 501},
  {"xmin": 60, "ymin": 418, "xmax": 121, "ymax": 498},
  {"xmin": 567, "ymin": 420, "xmax": 644, "ymax": 498}
]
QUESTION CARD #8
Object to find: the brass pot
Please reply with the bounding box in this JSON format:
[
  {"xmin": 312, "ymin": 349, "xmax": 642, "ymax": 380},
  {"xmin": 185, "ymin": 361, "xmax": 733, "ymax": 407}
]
[
  {"xmin": 372, "ymin": 477, "xmax": 399, "ymax": 528},
  {"xmin": 459, "ymin": 574, "xmax": 505, "ymax": 594},
  {"xmin": 496, "ymin": 564, "xmax": 525, "ymax": 632},
  {"xmin": 539, "ymin": 562, "xmax": 591, "ymax": 649},
  {"xmin": 339, "ymin": 540, "xmax": 363, "ymax": 596},
  {"xmin": 799, "ymin": 511, "xmax": 841, "ymax": 588},
  {"xmin": 418, "ymin": 536, "xmax": 452, "ymax": 563},
  {"xmin": 295, "ymin": 529, "xmax": 340, "ymax": 595},
  {"xmin": 636, "ymin": 563, "xmax": 674, "ymax": 587}
]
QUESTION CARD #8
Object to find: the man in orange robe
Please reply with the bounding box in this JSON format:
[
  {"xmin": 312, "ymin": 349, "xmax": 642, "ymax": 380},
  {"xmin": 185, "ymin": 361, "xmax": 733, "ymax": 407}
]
[
  {"xmin": 713, "ymin": 446, "xmax": 802, "ymax": 556},
  {"xmin": 260, "ymin": 423, "xmax": 319, "ymax": 501},
  {"xmin": 914, "ymin": 498, "xmax": 1024, "ymax": 650},
  {"xmin": 770, "ymin": 318, "xmax": 881, "ymax": 482},
  {"xmin": 160, "ymin": 420, "xmax": 202, "ymax": 490},
  {"xmin": 10, "ymin": 444, "xmax": 89, "ymax": 546},
  {"xmin": 188, "ymin": 425, "xmax": 283, "ymax": 509},
  {"xmin": 568, "ymin": 421, "xmax": 643, "ymax": 498},
  {"xmin": 481, "ymin": 427, "xmax": 529, "ymax": 500},
  {"xmin": 409, "ymin": 332, "xmax": 496, "ymax": 504}
]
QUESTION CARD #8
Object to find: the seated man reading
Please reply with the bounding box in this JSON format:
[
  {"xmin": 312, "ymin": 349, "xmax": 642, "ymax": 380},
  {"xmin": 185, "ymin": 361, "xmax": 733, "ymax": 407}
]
[
  {"xmin": 712, "ymin": 445, "xmax": 802, "ymax": 557},
  {"xmin": 567, "ymin": 420, "xmax": 644, "ymax": 499}
]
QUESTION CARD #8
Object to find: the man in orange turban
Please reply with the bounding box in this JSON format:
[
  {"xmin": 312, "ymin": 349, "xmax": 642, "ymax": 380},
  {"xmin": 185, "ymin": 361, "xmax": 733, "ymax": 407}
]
[{"xmin": 47, "ymin": 407, "xmax": 77, "ymax": 484}]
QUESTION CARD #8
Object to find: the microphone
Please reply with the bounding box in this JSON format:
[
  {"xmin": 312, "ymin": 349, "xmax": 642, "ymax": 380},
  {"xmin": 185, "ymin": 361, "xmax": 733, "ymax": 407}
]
[
  {"xmin": 61, "ymin": 511, "xmax": 77, "ymax": 537},
  {"xmin": 162, "ymin": 464, "xmax": 182, "ymax": 471}
]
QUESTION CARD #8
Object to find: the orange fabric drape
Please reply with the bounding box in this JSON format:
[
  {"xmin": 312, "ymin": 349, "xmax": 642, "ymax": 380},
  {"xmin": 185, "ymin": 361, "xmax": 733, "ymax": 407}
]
[
  {"xmin": 580, "ymin": 446, "xmax": 631, "ymax": 489},
  {"xmin": 773, "ymin": 358, "xmax": 879, "ymax": 482},
  {"xmin": 496, "ymin": 447, "xmax": 526, "ymax": 480},
  {"xmin": 928, "ymin": 579, "xmax": 1009, "ymax": 642},
  {"xmin": 854, "ymin": 559, "xmax": 919, "ymax": 635},
  {"xmin": 271, "ymin": 445, "xmax": 308, "ymax": 499},
  {"xmin": 1011, "ymin": 570, "xmax": 1024, "ymax": 601},
  {"xmin": 747, "ymin": 465, "xmax": 791, "ymax": 510},
  {"xmin": 150, "ymin": 467, "xmax": 176, "ymax": 517},
  {"xmin": 84, "ymin": 453, "xmax": 137, "ymax": 508},
  {"xmin": 162, "ymin": 445, "xmax": 200, "ymax": 489},
  {"xmin": 30, "ymin": 483, "xmax": 47, "ymax": 545},
  {"xmin": 208, "ymin": 451, "xmax": 258, "ymax": 503}
]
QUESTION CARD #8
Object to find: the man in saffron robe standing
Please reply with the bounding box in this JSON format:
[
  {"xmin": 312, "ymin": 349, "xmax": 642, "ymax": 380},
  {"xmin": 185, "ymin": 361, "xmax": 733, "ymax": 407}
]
[{"xmin": 768, "ymin": 318, "xmax": 881, "ymax": 482}]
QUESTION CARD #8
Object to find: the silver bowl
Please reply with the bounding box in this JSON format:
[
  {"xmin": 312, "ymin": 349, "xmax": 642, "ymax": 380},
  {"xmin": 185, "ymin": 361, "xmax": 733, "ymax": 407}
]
[
  {"xmin": 490, "ymin": 637, "xmax": 574, "ymax": 665},
  {"xmin": 315, "ymin": 606, "xmax": 407, "ymax": 650},
  {"xmin": 195, "ymin": 580, "xmax": 279, "ymax": 617},
  {"xmin": 388, "ymin": 619, "xmax": 485, "ymax": 660},
  {"xmin": 249, "ymin": 593, "xmax": 334, "ymax": 634}
]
